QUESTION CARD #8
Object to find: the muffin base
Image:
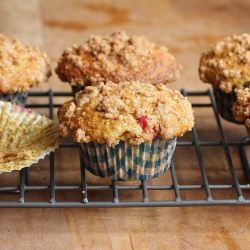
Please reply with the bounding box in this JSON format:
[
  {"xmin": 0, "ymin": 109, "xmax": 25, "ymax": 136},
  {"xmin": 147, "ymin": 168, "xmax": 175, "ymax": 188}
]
[
  {"xmin": 80, "ymin": 138, "xmax": 176, "ymax": 181},
  {"xmin": 0, "ymin": 92, "xmax": 28, "ymax": 106},
  {"xmin": 213, "ymin": 87, "xmax": 241, "ymax": 123}
]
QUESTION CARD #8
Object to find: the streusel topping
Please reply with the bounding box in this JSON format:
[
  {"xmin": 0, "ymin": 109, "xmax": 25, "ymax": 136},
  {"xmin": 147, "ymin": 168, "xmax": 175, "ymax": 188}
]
[
  {"xmin": 58, "ymin": 81, "xmax": 194, "ymax": 145},
  {"xmin": 0, "ymin": 33, "xmax": 51, "ymax": 93},
  {"xmin": 56, "ymin": 31, "xmax": 180, "ymax": 86},
  {"xmin": 199, "ymin": 33, "xmax": 250, "ymax": 93},
  {"xmin": 232, "ymin": 88, "xmax": 250, "ymax": 127}
]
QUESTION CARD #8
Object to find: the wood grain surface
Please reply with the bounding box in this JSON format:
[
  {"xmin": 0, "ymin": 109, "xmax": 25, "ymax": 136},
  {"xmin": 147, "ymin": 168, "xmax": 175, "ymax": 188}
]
[{"xmin": 1, "ymin": 0, "xmax": 250, "ymax": 249}]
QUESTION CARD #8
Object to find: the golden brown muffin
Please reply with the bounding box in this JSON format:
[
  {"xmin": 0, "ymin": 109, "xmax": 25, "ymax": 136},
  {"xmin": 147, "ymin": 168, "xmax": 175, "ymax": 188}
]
[
  {"xmin": 55, "ymin": 31, "xmax": 181, "ymax": 87},
  {"xmin": 232, "ymin": 88, "xmax": 250, "ymax": 127},
  {"xmin": 199, "ymin": 33, "xmax": 250, "ymax": 93},
  {"xmin": 0, "ymin": 33, "xmax": 51, "ymax": 93},
  {"xmin": 58, "ymin": 81, "xmax": 194, "ymax": 145}
]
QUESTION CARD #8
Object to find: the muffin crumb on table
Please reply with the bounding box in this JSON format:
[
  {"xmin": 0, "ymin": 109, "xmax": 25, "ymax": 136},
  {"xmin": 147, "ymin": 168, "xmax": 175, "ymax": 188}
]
[
  {"xmin": 56, "ymin": 31, "xmax": 181, "ymax": 88},
  {"xmin": 58, "ymin": 81, "xmax": 194, "ymax": 146}
]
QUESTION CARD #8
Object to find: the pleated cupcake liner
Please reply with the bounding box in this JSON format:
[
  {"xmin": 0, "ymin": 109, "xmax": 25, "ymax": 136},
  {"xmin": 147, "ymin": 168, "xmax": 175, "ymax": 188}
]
[
  {"xmin": 0, "ymin": 101, "xmax": 59, "ymax": 173},
  {"xmin": 0, "ymin": 92, "xmax": 28, "ymax": 106},
  {"xmin": 213, "ymin": 87, "xmax": 242, "ymax": 124},
  {"xmin": 80, "ymin": 138, "xmax": 177, "ymax": 181},
  {"xmin": 71, "ymin": 85, "xmax": 84, "ymax": 96},
  {"xmin": 71, "ymin": 80, "xmax": 93, "ymax": 95}
]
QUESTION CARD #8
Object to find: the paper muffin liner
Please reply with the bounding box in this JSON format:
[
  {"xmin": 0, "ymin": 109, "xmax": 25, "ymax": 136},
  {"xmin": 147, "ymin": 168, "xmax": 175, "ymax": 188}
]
[
  {"xmin": 0, "ymin": 101, "xmax": 59, "ymax": 173},
  {"xmin": 213, "ymin": 87, "xmax": 241, "ymax": 124},
  {"xmin": 0, "ymin": 92, "xmax": 28, "ymax": 106},
  {"xmin": 80, "ymin": 138, "xmax": 177, "ymax": 181},
  {"xmin": 71, "ymin": 80, "xmax": 92, "ymax": 95},
  {"xmin": 71, "ymin": 85, "xmax": 84, "ymax": 96}
]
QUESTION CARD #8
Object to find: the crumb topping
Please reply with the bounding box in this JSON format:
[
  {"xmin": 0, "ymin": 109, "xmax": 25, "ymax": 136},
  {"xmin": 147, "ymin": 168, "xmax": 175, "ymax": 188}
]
[
  {"xmin": 0, "ymin": 33, "xmax": 51, "ymax": 93},
  {"xmin": 232, "ymin": 88, "xmax": 250, "ymax": 127},
  {"xmin": 58, "ymin": 81, "xmax": 194, "ymax": 145},
  {"xmin": 56, "ymin": 31, "xmax": 180, "ymax": 86},
  {"xmin": 199, "ymin": 33, "xmax": 250, "ymax": 93}
]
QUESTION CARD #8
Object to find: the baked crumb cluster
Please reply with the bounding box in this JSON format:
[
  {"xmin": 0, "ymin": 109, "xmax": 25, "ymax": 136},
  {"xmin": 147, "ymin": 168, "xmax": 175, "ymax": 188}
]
[
  {"xmin": 0, "ymin": 34, "xmax": 51, "ymax": 93},
  {"xmin": 199, "ymin": 33, "xmax": 250, "ymax": 93},
  {"xmin": 58, "ymin": 81, "xmax": 194, "ymax": 145},
  {"xmin": 56, "ymin": 31, "xmax": 180, "ymax": 86},
  {"xmin": 232, "ymin": 88, "xmax": 250, "ymax": 127}
]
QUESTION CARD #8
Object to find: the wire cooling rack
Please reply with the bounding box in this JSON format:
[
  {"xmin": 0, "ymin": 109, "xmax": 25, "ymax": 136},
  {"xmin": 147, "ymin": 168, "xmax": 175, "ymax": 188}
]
[{"xmin": 0, "ymin": 89, "xmax": 249, "ymax": 208}]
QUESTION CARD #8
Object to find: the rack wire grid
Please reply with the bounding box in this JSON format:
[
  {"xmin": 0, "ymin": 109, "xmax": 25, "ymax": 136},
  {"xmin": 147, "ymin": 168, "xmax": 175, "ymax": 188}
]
[{"xmin": 0, "ymin": 88, "xmax": 250, "ymax": 208}]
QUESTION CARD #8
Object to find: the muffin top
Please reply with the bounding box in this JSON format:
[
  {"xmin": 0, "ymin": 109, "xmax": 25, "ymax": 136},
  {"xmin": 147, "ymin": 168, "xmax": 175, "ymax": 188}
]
[
  {"xmin": 58, "ymin": 81, "xmax": 194, "ymax": 145},
  {"xmin": 55, "ymin": 31, "xmax": 181, "ymax": 87},
  {"xmin": 232, "ymin": 88, "xmax": 250, "ymax": 127},
  {"xmin": 0, "ymin": 34, "xmax": 51, "ymax": 93},
  {"xmin": 199, "ymin": 33, "xmax": 250, "ymax": 93}
]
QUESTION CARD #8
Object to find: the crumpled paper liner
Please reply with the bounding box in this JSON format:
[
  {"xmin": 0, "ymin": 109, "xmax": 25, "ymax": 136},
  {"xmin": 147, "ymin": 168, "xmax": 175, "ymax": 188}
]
[{"xmin": 0, "ymin": 101, "xmax": 59, "ymax": 173}]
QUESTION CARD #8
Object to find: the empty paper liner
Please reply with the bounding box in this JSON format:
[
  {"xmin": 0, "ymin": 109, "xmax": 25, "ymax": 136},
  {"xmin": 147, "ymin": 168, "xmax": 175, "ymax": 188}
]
[{"xmin": 0, "ymin": 101, "xmax": 59, "ymax": 173}]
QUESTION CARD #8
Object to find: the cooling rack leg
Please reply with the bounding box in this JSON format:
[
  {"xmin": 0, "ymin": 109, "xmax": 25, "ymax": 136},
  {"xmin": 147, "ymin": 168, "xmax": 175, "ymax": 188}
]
[
  {"xmin": 19, "ymin": 168, "xmax": 26, "ymax": 204},
  {"xmin": 79, "ymin": 146, "xmax": 88, "ymax": 203},
  {"xmin": 170, "ymin": 161, "xmax": 182, "ymax": 203},
  {"xmin": 24, "ymin": 168, "xmax": 29, "ymax": 186},
  {"xmin": 239, "ymin": 146, "xmax": 250, "ymax": 183},
  {"xmin": 141, "ymin": 180, "xmax": 149, "ymax": 202},
  {"xmin": 112, "ymin": 180, "xmax": 119, "ymax": 204},
  {"xmin": 50, "ymin": 152, "xmax": 56, "ymax": 204}
]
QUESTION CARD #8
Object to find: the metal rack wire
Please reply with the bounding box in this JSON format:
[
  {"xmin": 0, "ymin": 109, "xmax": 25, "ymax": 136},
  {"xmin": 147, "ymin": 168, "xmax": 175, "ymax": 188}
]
[{"xmin": 0, "ymin": 89, "xmax": 250, "ymax": 208}]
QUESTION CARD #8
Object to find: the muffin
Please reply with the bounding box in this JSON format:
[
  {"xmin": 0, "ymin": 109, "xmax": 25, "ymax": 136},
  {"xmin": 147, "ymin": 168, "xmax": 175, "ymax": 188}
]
[
  {"xmin": 0, "ymin": 34, "xmax": 51, "ymax": 105},
  {"xmin": 55, "ymin": 31, "xmax": 181, "ymax": 95},
  {"xmin": 232, "ymin": 88, "xmax": 250, "ymax": 127},
  {"xmin": 199, "ymin": 33, "xmax": 250, "ymax": 122},
  {"xmin": 58, "ymin": 81, "xmax": 194, "ymax": 180},
  {"xmin": 0, "ymin": 101, "xmax": 59, "ymax": 173}
]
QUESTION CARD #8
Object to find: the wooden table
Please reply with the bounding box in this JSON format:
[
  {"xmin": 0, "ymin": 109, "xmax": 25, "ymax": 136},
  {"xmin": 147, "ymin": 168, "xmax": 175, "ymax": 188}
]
[{"xmin": 1, "ymin": 0, "xmax": 250, "ymax": 249}]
